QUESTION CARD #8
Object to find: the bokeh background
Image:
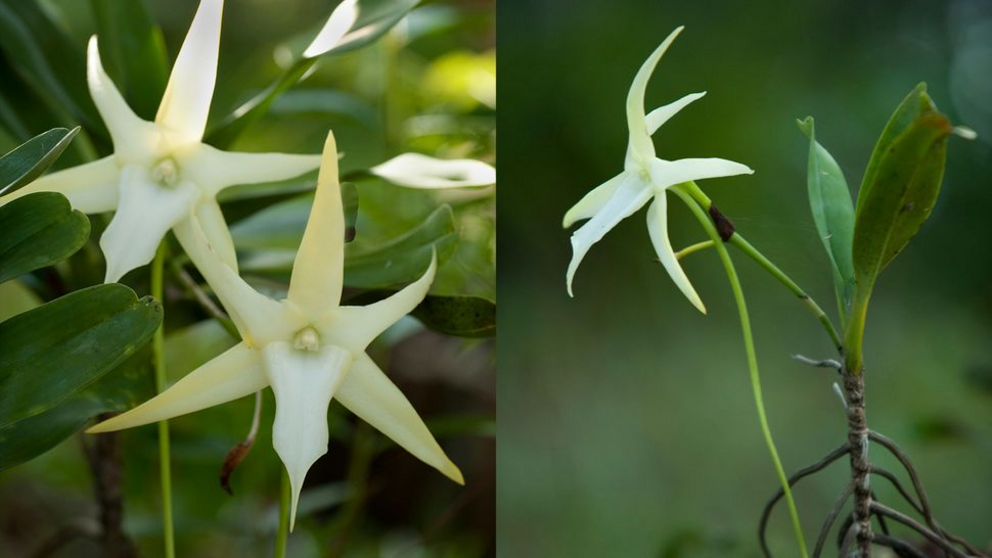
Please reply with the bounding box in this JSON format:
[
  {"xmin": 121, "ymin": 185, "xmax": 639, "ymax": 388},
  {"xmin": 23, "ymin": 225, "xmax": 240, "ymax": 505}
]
[
  {"xmin": 0, "ymin": 0, "xmax": 495, "ymax": 556},
  {"xmin": 498, "ymin": 0, "xmax": 992, "ymax": 556}
]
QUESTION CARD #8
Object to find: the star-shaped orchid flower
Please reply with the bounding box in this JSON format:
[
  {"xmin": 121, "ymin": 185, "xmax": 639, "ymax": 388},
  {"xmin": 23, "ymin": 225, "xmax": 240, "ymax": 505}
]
[
  {"xmin": 562, "ymin": 27, "xmax": 753, "ymax": 312},
  {"xmin": 1, "ymin": 0, "xmax": 321, "ymax": 282},
  {"xmin": 88, "ymin": 131, "xmax": 462, "ymax": 530}
]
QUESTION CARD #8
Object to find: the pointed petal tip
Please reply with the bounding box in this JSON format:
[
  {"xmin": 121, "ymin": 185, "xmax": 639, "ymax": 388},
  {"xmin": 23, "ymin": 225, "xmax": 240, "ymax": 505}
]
[{"xmin": 443, "ymin": 460, "xmax": 465, "ymax": 485}]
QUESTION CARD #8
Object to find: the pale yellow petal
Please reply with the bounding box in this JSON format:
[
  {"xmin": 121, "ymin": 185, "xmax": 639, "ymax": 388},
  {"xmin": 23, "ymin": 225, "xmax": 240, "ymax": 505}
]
[
  {"xmin": 370, "ymin": 153, "xmax": 496, "ymax": 189},
  {"xmin": 179, "ymin": 143, "xmax": 321, "ymax": 196},
  {"xmin": 302, "ymin": 0, "xmax": 359, "ymax": 58},
  {"xmin": 155, "ymin": 0, "xmax": 223, "ymax": 145},
  {"xmin": 645, "ymin": 91, "xmax": 706, "ymax": 135},
  {"xmin": 100, "ymin": 166, "xmax": 198, "ymax": 283},
  {"xmin": 87, "ymin": 342, "xmax": 265, "ymax": 433},
  {"xmin": 562, "ymin": 173, "xmax": 624, "ymax": 228},
  {"xmin": 323, "ymin": 253, "xmax": 436, "ymax": 352},
  {"xmin": 87, "ymin": 37, "xmax": 159, "ymax": 161},
  {"xmin": 647, "ymin": 157, "xmax": 753, "ymax": 191},
  {"xmin": 337, "ymin": 352, "xmax": 463, "ymax": 484},
  {"xmin": 647, "ymin": 194, "xmax": 705, "ymax": 313},
  {"xmin": 263, "ymin": 342, "xmax": 352, "ymax": 531},
  {"xmin": 287, "ymin": 132, "xmax": 344, "ymax": 319},
  {"xmin": 566, "ymin": 173, "xmax": 651, "ymax": 297},
  {"xmin": 0, "ymin": 156, "xmax": 120, "ymax": 213},
  {"xmin": 625, "ymin": 26, "xmax": 683, "ymax": 166}
]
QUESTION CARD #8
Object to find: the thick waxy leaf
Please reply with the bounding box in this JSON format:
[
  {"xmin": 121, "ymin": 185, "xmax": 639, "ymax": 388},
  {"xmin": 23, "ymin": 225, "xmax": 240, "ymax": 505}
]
[
  {"xmin": 410, "ymin": 294, "xmax": 495, "ymax": 337},
  {"xmin": 0, "ymin": 348, "xmax": 154, "ymax": 471},
  {"xmin": 206, "ymin": 0, "xmax": 418, "ymax": 147},
  {"xmin": 0, "ymin": 128, "xmax": 79, "ymax": 195},
  {"xmin": 89, "ymin": 0, "xmax": 169, "ymax": 120},
  {"xmin": 797, "ymin": 117, "xmax": 855, "ymax": 316},
  {"xmin": 349, "ymin": 291, "xmax": 495, "ymax": 337},
  {"xmin": 0, "ymin": 192, "xmax": 90, "ymax": 284},
  {"xmin": 0, "ymin": 0, "xmax": 105, "ymax": 137},
  {"xmin": 344, "ymin": 205, "xmax": 458, "ymax": 287},
  {"xmin": 0, "ymin": 284, "xmax": 161, "ymax": 428},
  {"xmin": 852, "ymin": 86, "xmax": 952, "ymax": 288}
]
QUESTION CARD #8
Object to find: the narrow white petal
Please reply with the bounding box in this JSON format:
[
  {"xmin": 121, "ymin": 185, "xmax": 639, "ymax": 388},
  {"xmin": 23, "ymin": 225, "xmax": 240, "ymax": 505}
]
[
  {"xmin": 647, "ymin": 194, "xmax": 705, "ymax": 313},
  {"xmin": 336, "ymin": 352, "xmax": 463, "ymax": 484},
  {"xmin": 645, "ymin": 91, "xmax": 706, "ymax": 135},
  {"xmin": 302, "ymin": 0, "xmax": 359, "ymax": 58},
  {"xmin": 100, "ymin": 166, "xmax": 198, "ymax": 283},
  {"xmin": 647, "ymin": 157, "xmax": 754, "ymax": 191},
  {"xmin": 370, "ymin": 153, "xmax": 496, "ymax": 189},
  {"xmin": 0, "ymin": 156, "xmax": 120, "ymax": 213},
  {"xmin": 184, "ymin": 198, "xmax": 238, "ymax": 272},
  {"xmin": 155, "ymin": 0, "xmax": 223, "ymax": 144},
  {"xmin": 87, "ymin": 37, "xmax": 159, "ymax": 160},
  {"xmin": 287, "ymin": 132, "xmax": 344, "ymax": 320},
  {"xmin": 87, "ymin": 343, "xmax": 265, "ymax": 433},
  {"xmin": 324, "ymin": 254, "xmax": 436, "ymax": 352},
  {"xmin": 626, "ymin": 26, "xmax": 684, "ymax": 164},
  {"xmin": 263, "ymin": 341, "xmax": 352, "ymax": 531},
  {"xmin": 566, "ymin": 173, "xmax": 652, "ymax": 297},
  {"xmin": 562, "ymin": 173, "xmax": 624, "ymax": 228},
  {"xmin": 180, "ymin": 143, "xmax": 321, "ymax": 196},
  {"xmin": 173, "ymin": 215, "xmax": 287, "ymax": 345}
]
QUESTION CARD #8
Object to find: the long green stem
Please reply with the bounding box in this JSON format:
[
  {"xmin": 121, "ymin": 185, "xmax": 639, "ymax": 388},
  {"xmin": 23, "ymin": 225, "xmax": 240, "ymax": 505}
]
[
  {"xmin": 672, "ymin": 186, "xmax": 809, "ymax": 558},
  {"xmin": 151, "ymin": 243, "xmax": 175, "ymax": 558},
  {"xmin": 678, "ymin": 182, "xmax": 842, "ymax": 353},
  {"xmin": 275, "ymin": 470, "xmax": 291, "ymax": 558}
]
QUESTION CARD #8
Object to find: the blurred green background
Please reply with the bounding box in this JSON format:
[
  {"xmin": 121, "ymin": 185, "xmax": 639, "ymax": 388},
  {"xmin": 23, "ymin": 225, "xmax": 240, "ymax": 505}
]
[
  {"xmin": 497, "ymin": 0, "xmax": 992, "ymax": 556},
  {"xmin": 0, "ymin": 0, "xmax": 494, "ymax": 556}
]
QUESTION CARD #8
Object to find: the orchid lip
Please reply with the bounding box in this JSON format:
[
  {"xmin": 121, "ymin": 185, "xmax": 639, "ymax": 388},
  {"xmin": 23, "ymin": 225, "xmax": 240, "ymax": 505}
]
[{"xmin": 151, "ymin": 158, "xmax": 180, "ymax": 187}]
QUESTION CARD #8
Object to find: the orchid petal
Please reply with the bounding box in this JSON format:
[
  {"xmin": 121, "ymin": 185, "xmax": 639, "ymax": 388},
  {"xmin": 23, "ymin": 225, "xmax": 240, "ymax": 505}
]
[
  {"xmin": 185, "ymin": 198, "xmax": 238, "ymax": 272},
  {"xmin": 562, "ymin": 173, "xmax": 624, "ymax": 228},
  {"xmin": 566, "ymin": 173, "xmax": 652, "ymax": 297},
  {"xmin": 155, "ymin": 0, "xmax": 223, "ymax": 145},
  {"xmin": 87, "ymin": 38, "xmax": 158, "ymax": 160},
  {"xmin": 325, "ymin": 254, "xmax": 436, "ymax": 352},
  {"xmin": 100, "ymin": 166, "xmax": 198, "ymax": 283},
  {"xmin": 288, "ymin": 132, "xmax": 345, "ymax": 319},
  {"xmin": 87, "ymin": 343, "xmax": 265, "ymax": 433},
  {"xmin": 647, "ymin": 157, "xmax": 753, "ymax": 191},
  {"xmin": 174, "ymin": 216, "xmax": 286, "ymax": 344},
  {"xmin": 337, "ymin": 353, "xmax": 463, "ymax": 484},
  {"xmin": 1, "ymin": 156, "xmax": 120, "ymax": 213},
  {"xmin": 302, "ymin": 0, "xmax": 359, "ymax": 58},
  {"xmin": 647, "ymin": 194, "xmax": 705, "ymax": 313},
  {"xmin": 370, "ymin": 153, "xmax": 496, "ymax": 189},
  {"xmin": 263, "ymin": 342, "xmax": 352, "ymax": 531},
  {"xmin": 180, "ymin": 143, "xmax": 321, "ymax": 196},
  {"xmin": 626, "ymin": 26, "xmax": 683, "ymax": 165},
  {"xmin": 645, "ymin": 91, "xmax": 706, "ymax": 135}
]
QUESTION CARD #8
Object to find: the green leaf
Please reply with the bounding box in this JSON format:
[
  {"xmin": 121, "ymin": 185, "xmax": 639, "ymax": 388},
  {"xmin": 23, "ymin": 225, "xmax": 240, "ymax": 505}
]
[
  {"xmin": 0, "ymin": 284, "xmax": 162, "ymax": 428},
  {"xmin": 89, "ymin": 0, "xmax": 169, "ymax": 120},
  {"xmin": 852, "ymin": 85, "xmax": 952, "ymax": 290},
  {"xmin": 0, "ymin": 0, "xmax": 106, "ymax": 138},
  {"xmin": 343, "ymin": 204, "xmax": 458, "ymax": 287},
  {"xmin": 797, "ymin": 117, "xmax": 855, "ymax": 318},
  {"xmin": 0, "ymin": 192, "xmax": 90, "ymax": 284},
  {"xmin": 409, "ymin": 293, "xmax": 495, "ymax": 337},
  {"xmin": 348, "ymin": 290, "xmax": 495, "ymax": 337},
  {"xmin": 206, "ymin": 0, "xmax": 419, "ymax": 147},
  {"xmin": 0, "ymin": 127, "xmax": 79, "ymax": 195},
  {"xmin": 0, "ymin": 347, "xmax": 154, "ymax": 471}
]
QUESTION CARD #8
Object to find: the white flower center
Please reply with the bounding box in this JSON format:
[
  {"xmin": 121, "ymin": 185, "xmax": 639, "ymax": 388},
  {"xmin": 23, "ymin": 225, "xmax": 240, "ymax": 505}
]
[
  {"xmin": 292, "ymin": 326, "xmax": 320, "ymax": 352},
  {"xmin": 151, "ymin": 158, "xmax": 180, "ymax": 187}
]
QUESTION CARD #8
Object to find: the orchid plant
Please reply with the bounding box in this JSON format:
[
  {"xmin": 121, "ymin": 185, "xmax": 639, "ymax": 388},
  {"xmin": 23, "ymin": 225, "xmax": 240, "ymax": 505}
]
[
  {"xmin": 0, "ymin": 0, "xmax": 494, "ymax": 556},
  {"xmin": 563, "ymin": 27, "xmax": 982, "ymax": 558}
]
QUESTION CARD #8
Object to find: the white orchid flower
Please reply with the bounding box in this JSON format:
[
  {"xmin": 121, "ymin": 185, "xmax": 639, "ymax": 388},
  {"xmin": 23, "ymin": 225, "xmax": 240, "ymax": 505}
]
[
  {"xmin": 88, "ymin": 131, "xmax": 463, "ymax": 531},
  {"xmin": 1, "ymin": 0, "xmax": 321, "ymax": 282},
  {"xmin": 370, "ymin": 153, "xmax": 496, "ymax": 189},
  {"xmin": 562, "ymin": 26, "xmax": 753, "ymax": 312}
]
